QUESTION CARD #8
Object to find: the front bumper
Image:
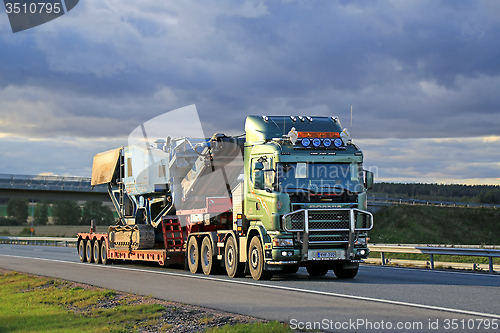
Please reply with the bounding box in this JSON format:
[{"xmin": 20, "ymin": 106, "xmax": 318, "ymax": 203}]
[{"xmin": 281, "ymin": 208, "xmax": 373, "ymax": 261}]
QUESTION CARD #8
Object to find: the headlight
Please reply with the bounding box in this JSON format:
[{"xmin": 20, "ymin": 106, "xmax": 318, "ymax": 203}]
[
  {"xmin": 354, "ymin": 238, "xmax": 367, "ymax": 246},
  {"xmin": 301, "ymin": 138, "xmax": 311, "ymax": 147},
  {"xmin": 312, "ymin": 138, "xmax": 321, "ymax": 147},
  {"xmin": 273, "ymin": 239, "xmax": 294, "ymax": 247},
  {"xmin": 323, "ymin": 138, "xmax": 332, "ymax": 147}
]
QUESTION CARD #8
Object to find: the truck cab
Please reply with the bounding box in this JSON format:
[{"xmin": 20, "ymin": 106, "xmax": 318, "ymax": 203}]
[{"xmin": 240, "ymin": 115, "xmax": 373, "ymax": 279}]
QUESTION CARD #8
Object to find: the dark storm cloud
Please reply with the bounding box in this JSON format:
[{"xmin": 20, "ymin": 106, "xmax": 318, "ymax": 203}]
[
  {"xmin": 1, "ymin": 1, "xmax": 499, "ymax": 140},
  {"xmin": 1, "ymin": 0, "xmax": 499, "ymax": 180}
]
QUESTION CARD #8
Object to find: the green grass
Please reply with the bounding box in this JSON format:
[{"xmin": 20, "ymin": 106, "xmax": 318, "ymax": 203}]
[
  {"xmin": 0, "ymin": 272, "xmax": 164, "ymax": 333},
  {"xmin": 371, "ymin": 205, "xmax": 500, "ymax": 245},
  {"xmin": 207, "ymin": 321, "xmax": 294, "ymax": 333},
  {"xmin": 0, "ymin": 205, "xmax": 7, "ymax": 217}
]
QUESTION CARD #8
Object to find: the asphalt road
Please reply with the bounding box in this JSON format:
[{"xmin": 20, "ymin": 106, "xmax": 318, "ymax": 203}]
[{"xmin": 1, "ymin": 244, "xmax": 500, "ymax": 333}]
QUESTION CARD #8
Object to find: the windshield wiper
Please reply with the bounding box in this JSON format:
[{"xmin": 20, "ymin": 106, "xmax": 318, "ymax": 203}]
[{"xmin": 285, "ymin": 187, "xmax": 317, "ymax": 194}]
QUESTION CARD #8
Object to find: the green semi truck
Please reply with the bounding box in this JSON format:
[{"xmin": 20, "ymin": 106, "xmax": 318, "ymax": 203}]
[{"xmin": 78, "ymin": 115, "xmax": 373, "ymax": 280}]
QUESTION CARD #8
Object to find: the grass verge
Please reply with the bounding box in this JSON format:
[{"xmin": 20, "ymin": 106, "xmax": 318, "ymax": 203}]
[
  {"xmin": 0, "ymin": 270, "xmax": 293, "ymax": 333},
  {"xmin": 0, "ymin": 271, "xmax": 163, "ymax": 332},
  {"xmin": 206, "ymin": 321, "xmax": 294, "ymax": 333},
  {"xmin": 371, "ymin": 205, "xmax": 500, "ymax": 245}
]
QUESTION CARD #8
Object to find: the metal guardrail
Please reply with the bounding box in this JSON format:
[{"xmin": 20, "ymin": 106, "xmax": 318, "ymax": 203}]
[
  {"xmin": 1, "ymin": 237, "xmax": 499, "ymax": 273},
  {"xmin": 369, "ymin": 244, "xmax": 500, "ymax": 273},
  {"xmin": 0, "ymin": 236, "xmax": 77, "ymax": 247}
]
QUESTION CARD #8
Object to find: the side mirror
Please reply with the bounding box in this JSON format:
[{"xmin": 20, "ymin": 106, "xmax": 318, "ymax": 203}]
[
  {"xmin": 254, "ymin": 170, "xmax": 265, "ymax": 190},
  {"xmin": 364, "ymin": 170, "xmax": 374, "ymax": 190}
]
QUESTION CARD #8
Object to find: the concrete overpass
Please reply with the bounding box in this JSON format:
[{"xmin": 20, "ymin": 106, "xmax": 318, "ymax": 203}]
[{"xmin": 0, "ymin": 174, "xmax": 109, "ymax": 202}]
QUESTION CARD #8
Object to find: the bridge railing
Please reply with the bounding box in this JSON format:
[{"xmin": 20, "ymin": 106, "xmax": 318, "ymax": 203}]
[
  {"xmin": 0, "ymin": 173, "xmax": 107, "ymax": 192},
  {"xmin": 369, "ymin": 244, "xmax": 500, "ymax": 273}
]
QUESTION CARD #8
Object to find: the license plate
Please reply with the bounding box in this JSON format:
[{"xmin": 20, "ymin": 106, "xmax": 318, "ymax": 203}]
[
  {"xmin": 318, "ymin": 252, "xmax": 336, "ymax": 258},
  {"xmin": 309, "ymin": 250, "xmax": 344, "ymax": 260}
]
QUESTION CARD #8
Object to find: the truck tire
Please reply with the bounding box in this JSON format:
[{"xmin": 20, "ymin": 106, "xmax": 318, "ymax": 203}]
[
  {"xmin": 225, "ymin": 236, "xmax": 244, "ymax": 278},
  {"xmin": 306, "ymin": 264, "xmax": 329, "ymax": 277},
  {"xmin": 249, "ymin": 236, "xmax": 271, "ymax": 280},
  {"xmin": 201, "ymin": 237, "xmax": 219, "ymax": 275},
  {"xmin": 78, "ymin": 239, "xmax": 86, "ymax": 262},
  {"xmin": 85, "ymin": 240, "xmax": 94, "ymax": 263},
  {"xmin": 187, "ymin": 236, "xmax": 201, "ymax": 273},
  {"xmin": 93, "ymin": 240, "xmax": 101, "ymax": 264},
  {"xmin": 100, "ymin": 241, "xmax": 110, "ymax": 265},
  {"xmin": 333, "ymin": 262, "xmax": 359, "ymax": 279}
]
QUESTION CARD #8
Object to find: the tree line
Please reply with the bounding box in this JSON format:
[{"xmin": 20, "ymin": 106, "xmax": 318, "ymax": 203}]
[
  {"xmin": 0, "ymin": 199, "xmax": 115, "ymax": 226},
  {"xmin": 373, "ymin": 183, "xmax": 500, "ymax": 204}
]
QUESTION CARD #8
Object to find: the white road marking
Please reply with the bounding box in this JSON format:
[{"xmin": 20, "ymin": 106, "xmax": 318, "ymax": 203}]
[
  {"xmin": 1, "ymin": 253, "xmax": 500, "ymax": 319},
  {"xmin": 366, "ymin": 263, "xmax": 500, "ymax": 278}
]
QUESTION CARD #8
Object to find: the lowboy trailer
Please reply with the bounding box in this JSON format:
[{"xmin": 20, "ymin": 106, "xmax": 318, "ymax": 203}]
[{"xmin": 78, "ymin": 115, "xmax": 374, "ymax": 280}]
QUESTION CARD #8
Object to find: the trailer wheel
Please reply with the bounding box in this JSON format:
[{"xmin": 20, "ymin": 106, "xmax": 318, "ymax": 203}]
[
  {"xmin": 333, "ymin": 262, "xmax": 359, "ymax": 279},
  {"xmin": 249, "ymin": 236, "xmax": 271, "ymax": 281},
  {"xmin": 85, "ymin": 239, "xmax": 94, "ymax": 263},
  {"xmin": 78, "ymin": 239, "xmax": 86, "ymax": 262},
  {"xmin": 306, "ymin": 264, "xmax": 329, "ymax": 277},
  {"xmin": 201, "ymin": 237, "xmax": 219, "ymax": 275},
  {"xmin": 187, "ymin": 236, "xmax": 201, "ymax": 273},
  {"xmin": 93, "ymin": 240, "xmax": 101, "ymax": 264},
  {"xmin": 225, "ymin": 236, "xmax": 244, "ymax": 278},
  {"xmin": 100, "ymin": 241, "xmax": 110, "ymax": 265}
]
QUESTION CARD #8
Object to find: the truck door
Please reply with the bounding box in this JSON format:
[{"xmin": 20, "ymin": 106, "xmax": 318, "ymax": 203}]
[{"xmin": 246, "ymin": 156, "xmax": 274, "ymax": 227}]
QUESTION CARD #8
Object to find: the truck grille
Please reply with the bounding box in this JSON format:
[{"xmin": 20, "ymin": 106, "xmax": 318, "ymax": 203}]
[{"xmin": 282, "ymin": 208, "xmax": 373, "ymax": 244}]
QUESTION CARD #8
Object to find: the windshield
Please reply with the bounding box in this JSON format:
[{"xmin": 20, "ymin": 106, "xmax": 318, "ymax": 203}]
[{"xmin": 277, "ymin": 162, "xmax": 364, "ymax": 194}]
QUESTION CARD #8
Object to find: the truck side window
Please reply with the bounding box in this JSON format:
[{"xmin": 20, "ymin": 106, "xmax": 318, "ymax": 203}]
[{"xmin": 252, "ymin": 157, "xmax": 274, "ymax": 191}]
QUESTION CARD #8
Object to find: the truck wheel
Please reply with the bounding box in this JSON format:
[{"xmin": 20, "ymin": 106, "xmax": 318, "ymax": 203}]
[
  {"xmin": 249, "ymin": 236, "xmax": 271, "ymax": 280},
  {"xmin": 333, "ymin": 263, "xmax": 359, "ymax": 279},
  {"xmin": 306, "ymin": 264, "xmax": 329, "ymax": 277},
  {"xmin": 93, "ymin": 240, "xmax": 101, "ymax": 264},
  {"xmin": 85, "ymin": 240, "xmax": 94, "ymax": 263},
  {"xmin": 100, "ymin": 241, "xmax": 110, "ymax": 265},
  {"xmin": 187, "ymin": 236, "xmax": 201, "ymax": 273},
  {"xmin": 201, "ymin": 237, "xmax": 219, "ymax": 275},
  {"xmin": 78, "ymin": 239, "xmax": 86, "ymax": 262},
  {"xmin": 225, "ymin": 236, "xmax": 244, "ymax": 278}
]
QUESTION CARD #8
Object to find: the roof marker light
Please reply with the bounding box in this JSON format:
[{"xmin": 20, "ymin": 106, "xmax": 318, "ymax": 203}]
[
  {"xmin": 331, "ymin": 116, "xmax": 339, "ymax": 123},
  {"xmin": 333, "ymin": 138, "xmax": 343, "ymax": 148},
  {"xmin": 298, "ymin": 116, "xmax": 305, "ymax": 122},
  {"xmin": 301, "ymin": 138, "xmax": 311, "ymax": 147},
  {"xmin": 306, "ymin": 116, "xmax": 313, "ymax": 122},
  {"xmin": 262, "ymin": 116, "xmax": 269, "ymax": 121},
  {"xmin": 312, "ymin": 138, "xmax": 321, "ymax": 147},
  {"xmin": 290, "ymin": 116, "xmax": 297, "ymax": 122}
]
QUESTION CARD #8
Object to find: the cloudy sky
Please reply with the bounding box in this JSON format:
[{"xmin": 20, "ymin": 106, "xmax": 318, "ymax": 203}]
[{"xmin": 0, "ymin": 0, "xmax": 499, "ymax": 184}]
